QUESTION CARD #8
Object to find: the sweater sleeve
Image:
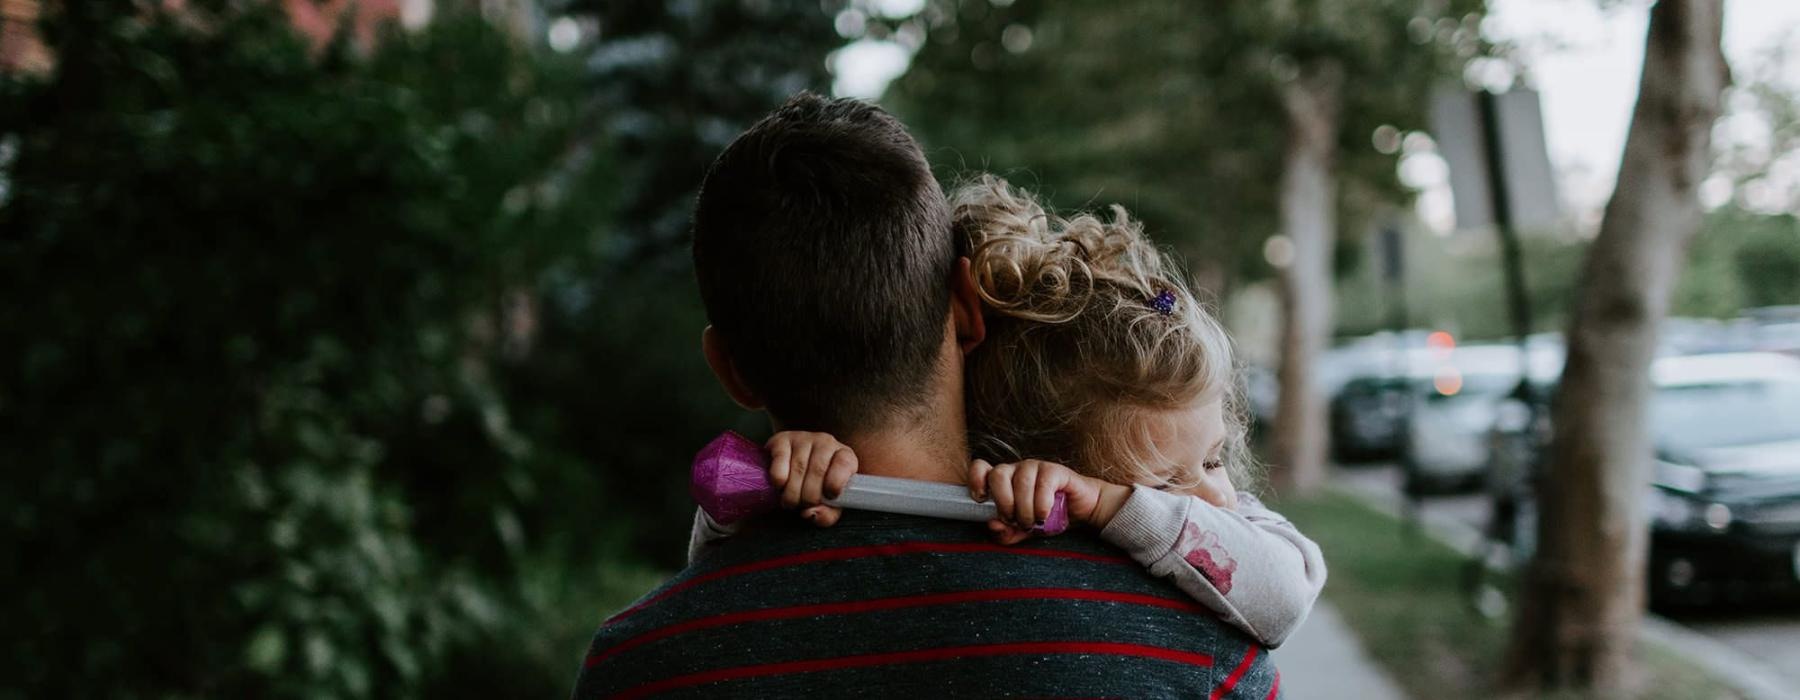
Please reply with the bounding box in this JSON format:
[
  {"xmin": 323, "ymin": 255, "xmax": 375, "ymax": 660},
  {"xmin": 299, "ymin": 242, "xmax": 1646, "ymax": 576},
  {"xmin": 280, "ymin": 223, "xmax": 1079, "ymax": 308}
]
[
  {"xmin": 1098, "ymin": 486, "xmax": 1327, "ymax": 647},
  {"xmin": 685, "ymin": 508, "xmax": 741, "ymax": 564}
]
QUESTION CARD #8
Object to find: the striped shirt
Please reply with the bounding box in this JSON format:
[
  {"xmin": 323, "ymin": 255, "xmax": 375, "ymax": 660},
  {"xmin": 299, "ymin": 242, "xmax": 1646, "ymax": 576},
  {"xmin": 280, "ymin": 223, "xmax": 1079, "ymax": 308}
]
[{"xmin": 574, "ymin": 510, "xmax": 1282, "ymax": 698}]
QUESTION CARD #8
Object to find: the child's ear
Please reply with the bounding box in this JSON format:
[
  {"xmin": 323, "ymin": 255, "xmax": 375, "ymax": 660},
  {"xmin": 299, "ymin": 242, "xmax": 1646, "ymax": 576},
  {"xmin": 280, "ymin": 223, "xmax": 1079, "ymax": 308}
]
[
  {"xmin": 950, "ymin": 257, "xmax": 986, "ymax": 354},
  {"xmin": 702, "ymin": 326, "xmax": 765, "ymax": 410}
]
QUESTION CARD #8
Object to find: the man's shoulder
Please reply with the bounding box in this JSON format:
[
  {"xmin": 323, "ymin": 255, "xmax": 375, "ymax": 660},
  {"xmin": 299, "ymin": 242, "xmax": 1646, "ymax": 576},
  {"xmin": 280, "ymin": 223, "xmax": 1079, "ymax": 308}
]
[
  {"xmin": 574, "ymin": 513, "xmax": 1279, "ymax": 698},
  {"xmin": 625, "ymin": 511, "xmax": 1201, "ymax": 622}
]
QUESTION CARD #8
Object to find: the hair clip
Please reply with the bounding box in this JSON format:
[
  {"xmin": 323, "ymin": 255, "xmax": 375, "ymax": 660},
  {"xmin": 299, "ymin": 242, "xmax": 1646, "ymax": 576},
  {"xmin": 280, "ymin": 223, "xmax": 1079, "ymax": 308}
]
[{"xmin": 1149, "ymin": 289, "xmax": 1177, "ymax": 316}]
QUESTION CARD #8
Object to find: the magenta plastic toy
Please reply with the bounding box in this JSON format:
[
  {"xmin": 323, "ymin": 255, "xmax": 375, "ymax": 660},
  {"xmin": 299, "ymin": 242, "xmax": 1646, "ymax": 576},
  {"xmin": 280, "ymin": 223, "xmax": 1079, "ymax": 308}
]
[{"xmin": 690, "ymin": 431, "xmax": 784, "ymax": 526}]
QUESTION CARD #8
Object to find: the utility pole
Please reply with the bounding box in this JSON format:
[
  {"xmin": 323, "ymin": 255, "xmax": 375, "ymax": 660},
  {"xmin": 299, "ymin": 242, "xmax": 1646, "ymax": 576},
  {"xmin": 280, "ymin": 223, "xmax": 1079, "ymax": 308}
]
[{"xmin": 1476, "ymin": 89, "xmax": 1538, "ymax": 391}]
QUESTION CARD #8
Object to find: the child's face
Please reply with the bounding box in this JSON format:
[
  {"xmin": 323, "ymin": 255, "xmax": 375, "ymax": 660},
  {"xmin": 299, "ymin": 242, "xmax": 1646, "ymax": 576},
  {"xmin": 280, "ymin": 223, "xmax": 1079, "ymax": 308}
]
[{"xmin": 1140, "ymin": 398, "xmax": 1236, "ymax": 508}]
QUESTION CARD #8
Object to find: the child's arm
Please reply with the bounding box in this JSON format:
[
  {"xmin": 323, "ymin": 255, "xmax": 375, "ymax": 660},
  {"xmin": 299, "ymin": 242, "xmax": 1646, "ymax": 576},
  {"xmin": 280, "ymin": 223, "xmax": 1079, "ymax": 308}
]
[
  {"xmin": 687, "ymin": 431, "xmax": 860, "ymax": 563},
  {"xmin": 1098, "ymin": 486, "xmax": 1326, "ymax": 648},
  {"xmin": 969, "ymin": 460, "xmax": 1326, "ymax": 647}
]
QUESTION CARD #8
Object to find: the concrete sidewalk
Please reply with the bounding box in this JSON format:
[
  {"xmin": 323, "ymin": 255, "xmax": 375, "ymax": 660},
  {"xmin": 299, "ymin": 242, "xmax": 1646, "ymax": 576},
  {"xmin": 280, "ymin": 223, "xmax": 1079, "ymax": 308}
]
[{"xmin": 1273, "ymin": 602, "xmax": 1407, "ymax": 700}]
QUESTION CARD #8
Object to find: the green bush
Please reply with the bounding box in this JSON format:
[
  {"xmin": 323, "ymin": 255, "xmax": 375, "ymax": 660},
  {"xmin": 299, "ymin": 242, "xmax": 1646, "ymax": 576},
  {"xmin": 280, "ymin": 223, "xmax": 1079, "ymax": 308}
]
[
  {"xmin": 1686, "ymin": 207, "xmax": 1800, "ymax": 313},
  {"xmin": 0, "ymin": 4, "xmax": 610, "ymax": 697}
]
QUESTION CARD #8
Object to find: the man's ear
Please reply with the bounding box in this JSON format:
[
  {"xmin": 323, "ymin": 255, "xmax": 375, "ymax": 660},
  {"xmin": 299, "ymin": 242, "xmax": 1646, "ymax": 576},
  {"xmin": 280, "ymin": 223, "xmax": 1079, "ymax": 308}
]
[
  {"xmin": 702, "ymin": 326, "xmax": 765, "ymax": 410},
  {"xmin": 950, "ymin": 256, "xmax": 987, "ymax": 354}
]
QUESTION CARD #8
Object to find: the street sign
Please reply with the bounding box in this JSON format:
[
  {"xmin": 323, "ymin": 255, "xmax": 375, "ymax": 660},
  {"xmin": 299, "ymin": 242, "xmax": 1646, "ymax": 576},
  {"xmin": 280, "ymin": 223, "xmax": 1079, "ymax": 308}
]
[{"xmin": 1430, "ymin": 87, "xmax": 1561, "ymax": 232}]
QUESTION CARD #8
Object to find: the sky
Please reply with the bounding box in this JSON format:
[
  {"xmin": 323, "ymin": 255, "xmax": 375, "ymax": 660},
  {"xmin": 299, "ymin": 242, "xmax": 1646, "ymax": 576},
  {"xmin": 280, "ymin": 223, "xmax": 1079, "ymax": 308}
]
[
  {"xmin": 1474, "ymin": 0, "xmax": 1800, "ymax": 229},
  {"xmin": 832, "ymin": 0, "xmax": 1800, "ymax": 233}
]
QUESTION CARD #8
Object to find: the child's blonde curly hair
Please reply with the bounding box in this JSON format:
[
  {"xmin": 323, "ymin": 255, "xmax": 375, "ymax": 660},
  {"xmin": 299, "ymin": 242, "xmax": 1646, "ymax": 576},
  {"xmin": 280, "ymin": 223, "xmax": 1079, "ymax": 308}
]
[{"xmin": 955, "ymin": 175, "xmax": 1256, "ymax": 491}]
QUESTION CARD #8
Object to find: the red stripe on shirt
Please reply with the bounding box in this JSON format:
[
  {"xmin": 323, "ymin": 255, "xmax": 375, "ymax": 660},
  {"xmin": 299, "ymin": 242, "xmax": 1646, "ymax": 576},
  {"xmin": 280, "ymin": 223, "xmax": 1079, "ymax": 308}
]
[
  {"xmin": 587, "ymin": 587, "xmax": 1207, "ymax": 668},
  {"xmin": 1210, "ymin": 644, "xmax": 1260, "ymax": 700},
  {"xmin": 613, "ymin": 641, "xmax": 1216, "ymax": 699},
  {"xmin": 606, "ymin": 541, "xmax": 1132, "ymax": 623},
  {"xmin": 1265, "ymin": 670, "xmax": 1281, "ymax": 700}
]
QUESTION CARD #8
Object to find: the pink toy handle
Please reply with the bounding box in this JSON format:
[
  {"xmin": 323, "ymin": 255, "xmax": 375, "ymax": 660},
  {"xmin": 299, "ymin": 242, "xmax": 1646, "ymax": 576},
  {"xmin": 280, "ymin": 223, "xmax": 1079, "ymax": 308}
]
[{"xmin": 691, "ymin": 431, "xmax": 1069, "ymax": 536}]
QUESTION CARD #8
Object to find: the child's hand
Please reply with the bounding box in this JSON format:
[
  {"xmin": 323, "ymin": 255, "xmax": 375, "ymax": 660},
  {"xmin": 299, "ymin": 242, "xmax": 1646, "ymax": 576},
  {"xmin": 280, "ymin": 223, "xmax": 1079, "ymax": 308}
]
[
  {"xmin": 767, "ymin": 431, "xmax": 858, "ymax": 528},
  {"xmin": 968, "ymin": 459, "xmax": 1131, "ymax": 545}
]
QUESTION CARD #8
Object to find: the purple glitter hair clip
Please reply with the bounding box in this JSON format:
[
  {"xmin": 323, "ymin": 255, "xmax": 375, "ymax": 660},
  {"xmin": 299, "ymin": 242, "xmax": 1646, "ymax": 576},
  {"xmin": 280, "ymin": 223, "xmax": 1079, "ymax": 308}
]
[{"xmin": 1149, "ymin": 289, "xmax": 1177, "ymax": 316}]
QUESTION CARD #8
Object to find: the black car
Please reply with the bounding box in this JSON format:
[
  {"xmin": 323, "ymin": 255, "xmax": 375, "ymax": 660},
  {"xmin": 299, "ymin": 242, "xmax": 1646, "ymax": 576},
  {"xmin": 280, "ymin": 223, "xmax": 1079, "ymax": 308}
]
[
  {"xmin": 1329, "ymin": 376, "xmax": 1413, "ymax": 462},
  {"xmin": 1644, "ymin": 353, "xmax": 1800, "ymax": 607},
  {"xmin": 1485, "ymin": 353, "xmax": 1800, "ymax": 607}
]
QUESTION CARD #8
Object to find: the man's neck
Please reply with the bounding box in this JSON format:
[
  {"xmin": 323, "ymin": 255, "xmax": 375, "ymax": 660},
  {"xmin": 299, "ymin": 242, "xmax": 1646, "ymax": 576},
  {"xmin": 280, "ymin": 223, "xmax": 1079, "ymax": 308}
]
[
  {"xmin": 839, "ymin": 419, "xmax": 969, "ymax": 485},
  {"xmin": 772, "ymin": 341, "xmax": 972, "ymax": 485}
]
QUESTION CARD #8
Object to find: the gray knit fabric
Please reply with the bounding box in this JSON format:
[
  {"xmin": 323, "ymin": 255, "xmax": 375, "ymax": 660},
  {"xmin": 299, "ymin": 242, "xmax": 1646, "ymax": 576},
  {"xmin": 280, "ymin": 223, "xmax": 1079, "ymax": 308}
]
[{"xmin": 1100, "ymin": 487, "xmax": 1327, "ymax": 648}]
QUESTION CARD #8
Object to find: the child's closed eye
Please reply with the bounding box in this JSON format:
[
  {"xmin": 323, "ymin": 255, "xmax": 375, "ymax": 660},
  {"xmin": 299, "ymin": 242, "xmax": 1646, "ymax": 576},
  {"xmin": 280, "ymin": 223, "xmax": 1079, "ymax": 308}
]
[{"xmin": 1202, "ymin": 459, "xmax": 1224, "ymax": 471}]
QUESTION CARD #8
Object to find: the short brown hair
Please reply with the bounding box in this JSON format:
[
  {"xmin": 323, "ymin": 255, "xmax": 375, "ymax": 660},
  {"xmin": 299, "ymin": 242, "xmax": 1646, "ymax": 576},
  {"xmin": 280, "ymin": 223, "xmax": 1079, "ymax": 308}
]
[{"xmin": 691, "ymin": 93, "xmax": 954, "ymax": 434}]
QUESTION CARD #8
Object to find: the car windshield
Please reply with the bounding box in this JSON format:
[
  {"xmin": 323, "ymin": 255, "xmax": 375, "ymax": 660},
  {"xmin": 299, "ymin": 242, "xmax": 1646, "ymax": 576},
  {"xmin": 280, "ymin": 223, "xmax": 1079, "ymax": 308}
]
[{"xmin": 1651, "ymin": 379, "xmax": 1800, "ymax": 450}]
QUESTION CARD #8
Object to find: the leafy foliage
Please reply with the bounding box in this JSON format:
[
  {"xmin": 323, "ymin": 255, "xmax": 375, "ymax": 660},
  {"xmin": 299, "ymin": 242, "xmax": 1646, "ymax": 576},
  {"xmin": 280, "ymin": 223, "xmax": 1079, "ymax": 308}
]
[
  {"xmin": 1675, "ymin": 207, "xmax": 1800, "ymax": 316},
  {"xmin": 886, "ymin": 0, "xmax": 1490, "ymax": 291},
  {"xmin": 1, "ymin": 0, "xmax": 854, "ymax": 695},
  {"xmin": 0, "ymin": 4, "xmax": 610, "ymax": 697},
  {"xmin": 562, "ymin": 0, "xmax": 847, "ymax": 261},
  {"xmin": 509, "ymin": 0, "xmax": 852, "ymax": 564}
]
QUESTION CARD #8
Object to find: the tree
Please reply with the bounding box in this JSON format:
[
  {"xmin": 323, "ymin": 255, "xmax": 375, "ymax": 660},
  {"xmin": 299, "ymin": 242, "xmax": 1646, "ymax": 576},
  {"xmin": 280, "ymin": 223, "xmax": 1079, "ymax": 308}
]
[
  {"xmin": 1505, "ymin": 0, "xmax": 1729, "ymax": 691},
  {"xmin": 887, "ymin": 1, "xmax": 1280, "ymax": 292},
  {"xmin": 1206, "ymin": 1, "xmax": 1491, "ymax": 493},
  {"xmin": 1710, "ymin": 32, "xmax": 1800, "ymax": 215},
  {"xmin": 888, "ymin": 0, "xmax": 1487, "ymax": 491},
  {"xmin": 0, "ymin": 4, "xmax": 609, "ymax": 696},
  {"xmin": 563, "ymin": 0, "xmax": 847, "ymax": 261},
  {"xmin": 1268, "ymin": 61, "xmax": 1345, "ymax": 494}
]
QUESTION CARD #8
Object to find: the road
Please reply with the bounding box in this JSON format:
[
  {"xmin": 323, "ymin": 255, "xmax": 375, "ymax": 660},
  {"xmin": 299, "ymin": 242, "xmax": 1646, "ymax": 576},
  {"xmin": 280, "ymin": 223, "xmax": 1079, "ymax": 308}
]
[{"xmin": 1332, "ymin": 462, "xmax": 1800, "ymax": 693}]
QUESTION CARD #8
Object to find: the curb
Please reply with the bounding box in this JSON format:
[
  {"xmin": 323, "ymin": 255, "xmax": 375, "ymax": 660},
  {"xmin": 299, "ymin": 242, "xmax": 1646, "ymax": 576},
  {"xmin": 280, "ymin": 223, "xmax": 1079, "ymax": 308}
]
[
  {"xmin": 1638, "ymin": 608, "xmax": 1800, "ymax": 700},
  {"xmin": 1326, "ymin": 480, "xmax": 1800, "ymax": 700}
]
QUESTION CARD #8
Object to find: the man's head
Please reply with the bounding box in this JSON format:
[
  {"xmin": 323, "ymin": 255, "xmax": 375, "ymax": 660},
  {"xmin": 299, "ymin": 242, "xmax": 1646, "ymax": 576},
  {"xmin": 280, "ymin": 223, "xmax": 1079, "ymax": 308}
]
[{"xmin": 692, "ymin": 93, "xmax": 966, "ymax": 436}]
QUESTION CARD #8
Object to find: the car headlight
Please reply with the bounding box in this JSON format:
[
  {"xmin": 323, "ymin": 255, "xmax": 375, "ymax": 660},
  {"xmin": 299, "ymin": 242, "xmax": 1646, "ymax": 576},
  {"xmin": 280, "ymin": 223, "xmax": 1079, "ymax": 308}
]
[
  {"xmin": 1704, "ymin": 502, "xmax": 1733, "ymax": 530},
  {"xmin": 1649, "ymin": 487, "xmax": 1732, "ymax": 533}
]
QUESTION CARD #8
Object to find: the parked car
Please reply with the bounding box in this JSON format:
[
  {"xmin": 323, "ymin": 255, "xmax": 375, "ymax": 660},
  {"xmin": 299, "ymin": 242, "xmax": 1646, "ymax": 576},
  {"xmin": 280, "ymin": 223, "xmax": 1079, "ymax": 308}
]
[
  {"xmin": 1260, "ymin": 329, "xmax": 1428, "ymax": 452},
  {"xmin": 1645, "ymin": 352, "xmax": 1800, "ymax": 606},
  {"xmin": 1325, "ymin": 330, "xmax": 1461, "ymax": 463},
  {"xmin": 1400, "ymin": 343, "xmax": 1563, "ymax": 493},
  {"xmin": 1330, "ymin": 375, "xmax": 1413, "ymax": 462},
  {"xmin": 1490, "ymin": 352, "xmax": 1800, "ymax": 606},
  {"xmin": 1752, "ymin": 322, "xmax": 1800, "ymax": 358}
]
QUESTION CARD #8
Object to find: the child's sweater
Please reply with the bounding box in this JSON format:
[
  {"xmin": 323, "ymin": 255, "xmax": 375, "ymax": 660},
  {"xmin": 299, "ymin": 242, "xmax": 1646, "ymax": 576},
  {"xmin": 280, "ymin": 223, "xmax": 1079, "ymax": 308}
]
[
  {"xmin": 1099, "ymin": 486, "xmax": 1326, "ymax": 647},
  {"xmin": 688, "ymin": 486, "xmax": 1326, "ymax": 648}
]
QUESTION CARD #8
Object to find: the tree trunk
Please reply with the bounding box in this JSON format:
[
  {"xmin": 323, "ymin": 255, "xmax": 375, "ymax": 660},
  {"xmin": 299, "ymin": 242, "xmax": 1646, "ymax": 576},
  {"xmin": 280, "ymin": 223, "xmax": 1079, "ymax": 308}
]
[
  {"xmin": 1505, "ymin": 1, "xmax": 1728, "ymax": 691},
  {"xmin": 1270, "ymin": 63, "xmax": 1343, "ymax": 495}
]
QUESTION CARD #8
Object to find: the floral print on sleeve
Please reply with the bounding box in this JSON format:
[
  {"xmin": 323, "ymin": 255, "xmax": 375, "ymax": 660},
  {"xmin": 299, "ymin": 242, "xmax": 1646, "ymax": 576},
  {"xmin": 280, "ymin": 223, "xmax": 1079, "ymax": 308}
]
[{"xmin": 1177, "ymin": 521, "xmax": 1239, "ymax": 594}]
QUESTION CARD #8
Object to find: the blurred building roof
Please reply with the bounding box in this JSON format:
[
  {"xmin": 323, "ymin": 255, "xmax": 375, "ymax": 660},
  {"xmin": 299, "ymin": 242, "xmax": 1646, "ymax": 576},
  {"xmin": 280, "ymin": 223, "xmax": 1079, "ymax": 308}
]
[
  {"xmin": 1, "ymin": 0, "xmax": 51, "ymax": 74},
  {"xmin": 0, "ymin": 0, "xmax": 467, "ymax": 76},
  {"xmin": 283, "ymin": 0, "xmax": 403, "ymax": 51}
]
